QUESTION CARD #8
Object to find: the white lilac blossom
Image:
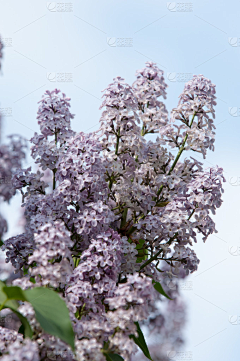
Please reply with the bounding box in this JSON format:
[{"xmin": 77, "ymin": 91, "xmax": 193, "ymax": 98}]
[
  {"xmin": 133, "ymin": 61, "xmax": 168, "ymax": 135},
  {"xmin": 66, "ymin": 229, "xmax": 122, "ymax": 315},
  {"xmin": 28, "ymin": 221, "xmax": 74, "ymax": 288},
  {"xmin": 0, "ymin": 326, "xmax": 23, "ymax": 354},
  {"xmin": 31, "ymin": 89, "xmax": 75, "ymax": 171},
  {"xmin": 0, "ymin": 63, "xmax": 225, "ymax": 360},
  {"xmin": 160, "ymin": 74, "xmax": 217, "ymax": 158},
  {"xmin": 1, "ymin": 338, "xmax": 39, "ymax": 361}
]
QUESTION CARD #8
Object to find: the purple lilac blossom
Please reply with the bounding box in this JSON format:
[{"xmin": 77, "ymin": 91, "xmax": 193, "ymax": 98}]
[{"xmin": 0, "ymin": 62, "xmax": 225, "ymax": 360}]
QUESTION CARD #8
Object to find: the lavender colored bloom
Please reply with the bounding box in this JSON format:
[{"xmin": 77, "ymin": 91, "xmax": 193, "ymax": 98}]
[
  {"xmin": 28, "ymin": 221, "xmax": 73, "ymax": 288},
  {"xmin": 0, "ymin": 326, "xmax": 23, "ymax": 353},
  {"xmin": 0, "ymin": 65, "xmax": 225, "ymax": 360},
  {"xmin": 1, "ymin": 338, "xmax": 40, "ymax": 361}
]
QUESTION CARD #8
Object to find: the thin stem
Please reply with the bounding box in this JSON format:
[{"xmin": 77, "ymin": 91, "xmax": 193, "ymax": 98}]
[
  {"xmin": 141, "ymin": 124, "xmax": 145, "ymax": 136},
  {"xmin": 139, "ymin": 249, "xmax": 162, "ymax": 270},
  {"xmin": 53, "ymin": 128, "xmax": 58, "ymax": 190},
  {"xmin": 156, "ymin": 112, "xmax": 196, "ymax": 198},
  {"xmin": 120, "ymin": 208, "xmax": 128, "ymax": 229},
  {"xmin": 53, "ymin": 169, "xmax": 56, "ymax": 190},
  {"xmin": 115, "ymin": 128, "xmax": 120, "ymax": 155}
]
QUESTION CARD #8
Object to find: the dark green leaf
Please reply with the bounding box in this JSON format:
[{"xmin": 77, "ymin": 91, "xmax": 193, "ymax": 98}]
[
  {"xmin": 152, "ymin": 280, "xmax": 172, "ymax": 300},
  {"xmin": 18, "ymin": 324, "xmax": 25, "ymax": 335},
  {"xmin": 130, "ymin": 322, "xmax": 152, "ymax": 360},
  {"xmin": 9, "ymin": 308, "xmax": 33, "ymax": 338},
  {"xmin": 136, "ymin": 239, "xmax": 148, "ymax": 263},
  {"xmin": 23, "ymin": 266, "xmax": 29, "ymax": 275},
  {"xmin": 105, "ymin": 354, "xmax": 124, "ymax": 361},
  {"xmin": 3, "ymin": 285, "xmax": 75, "ymax": 349},
  {"xmin": 0, "ymin": 282, "xmax": 32, "ymax": 338},
  {"xmin": 0, "ymin": 282, "xmax": 19, "ymax": 309},
  {"xmin": 3, "ymin": 286, "xmax": 27, "ymax": 301},
  {"xmin": 25, "ymin": 287, "xmax": 75, "ymax": 350},
  {"xmin": 136, "ymin": 239, "xmax": 145, "ymax": 250}
]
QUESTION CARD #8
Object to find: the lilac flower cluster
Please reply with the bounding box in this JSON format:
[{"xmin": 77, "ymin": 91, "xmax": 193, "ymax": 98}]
[
  {"xmin": 133, "ymin": 61, "xmax": 168, "ymax": 134},
  {"xmin": 160, "ymin": 75, "xmax": 217, "ymax": 158},
  {"xmin": 31, "ymin": 89, "xmax": 75, "ymax": 171},
  {"xmin": 0, "ymin": 135, "xmax": 27, "ymax": 242},
  {"xmin": 1, "ymin": 338, "xmax": 39, "ymax": 361},
  {"xmin": 0, "ymin": 63, "xmax": 225, "ymax": 360},
  {"xmin": 0, "ymin": 326, "xmax": 23, "ymax": 354},
  {"xmin": 28, "ymin": 221, "xmax": 73, "ymax": 288}
]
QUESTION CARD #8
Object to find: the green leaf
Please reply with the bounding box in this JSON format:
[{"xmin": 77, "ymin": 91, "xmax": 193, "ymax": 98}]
[
  {"xmin": 18, "ymin": 324, "xmax": 25, "ymax": 335},
  {"xmin": 0, "ymin": 282, "xmax": 32, "ymax": 338},
  {"xmin": 3, "ymin": 286, "xmax": 27, "ymax": 301},
  {"xmin": 0, "ymin": 239, "xmax": 3, "ymax": 247},
  {"xmin": 156, "ymin": 201, "xmax": 170, "ymax": 207},
  {"xmin": 105, "ymin": 354, "xmax": 124, "ymax": 361},
  {"xmin": 9, "ymin": 308, "xmax": 33, "ymax": 338},
  {"xmin": 3, "ymin": 286, "xmax": 75, "ymax": 350},
  {"xmin": 130, "ymin": 322, "xmax": 152, "ymax": 360},
  {"xmin": 25, "ymin": 287, "xmax": 75, "ymax": 350},
  {"xmin": 152, "ymin": 280, "xmax": 172, "ymax": 300},
  {"xmin": 136, "ymin": 239, "xmax": 145, "ymax": 250},
  {"xmin": 136, "ymin": 239, "xmax": 148, "ymax": 263}
]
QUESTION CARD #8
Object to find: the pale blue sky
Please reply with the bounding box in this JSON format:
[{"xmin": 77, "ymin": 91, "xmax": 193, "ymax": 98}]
[{"xmin": 0, "ymin": 1, "xmax": 240, "ymax": 360}]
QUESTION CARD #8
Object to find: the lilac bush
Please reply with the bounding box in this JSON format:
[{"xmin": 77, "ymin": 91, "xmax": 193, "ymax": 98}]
[{"xmin": 0, "ymin": 62, "xmax": 225, "ymax": 360}]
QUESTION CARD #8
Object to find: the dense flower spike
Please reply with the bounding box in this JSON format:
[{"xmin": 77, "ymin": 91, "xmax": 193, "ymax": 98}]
[
  {"xmin": 31, "ymin": 89, "xmax": 75, "ymax": 171},
  {"xmin": 0, "ymin": 135, "xmax": 27, "ymax": 202},
  {"xmin": 160, "ymin": 75, "xmax": 217, "ymax": 158},
  {"xmin": 133, "ymin": 61, "xmax": 168, "ymax": 134},
  {"xmin": 0, "ymin": 63, "xmax": 224, "ymax": 360},
  {"xmin": 28, "ymin": 221, "xmax": 73, "ymax": 288},
  {"xmin": 0, "ymin": 134, "xmax": 27, "ymax": 245}
]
